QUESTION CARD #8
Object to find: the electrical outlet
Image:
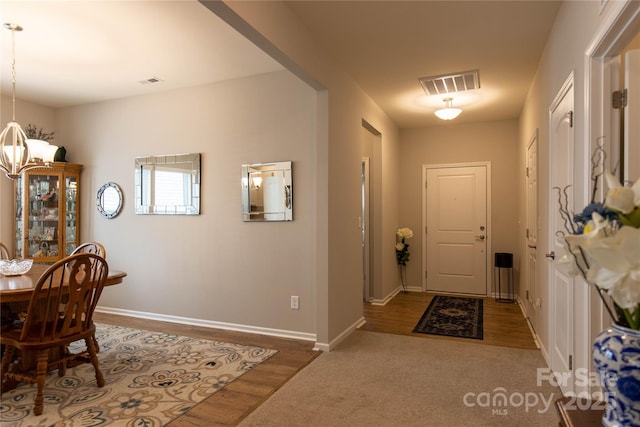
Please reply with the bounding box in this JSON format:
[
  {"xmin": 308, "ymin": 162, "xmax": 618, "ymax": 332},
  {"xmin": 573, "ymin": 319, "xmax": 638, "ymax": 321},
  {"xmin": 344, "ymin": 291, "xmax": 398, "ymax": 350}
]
[{"xmin": 291, "ymin": 296, "xmax": 299, "ymax": 310}]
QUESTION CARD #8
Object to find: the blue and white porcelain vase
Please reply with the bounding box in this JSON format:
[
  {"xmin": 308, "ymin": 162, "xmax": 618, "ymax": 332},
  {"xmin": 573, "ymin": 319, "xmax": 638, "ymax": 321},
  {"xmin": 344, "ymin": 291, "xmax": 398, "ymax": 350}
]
[{"xmin": 592, "ymin": 324, "xmax": 640, "ymax": 427}]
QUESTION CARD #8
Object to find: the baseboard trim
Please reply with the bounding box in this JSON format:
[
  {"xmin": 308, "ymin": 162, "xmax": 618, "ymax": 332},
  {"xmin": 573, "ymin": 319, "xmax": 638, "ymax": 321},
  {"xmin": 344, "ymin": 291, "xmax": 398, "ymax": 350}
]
[
  {"xmin": 369, "ymin": 286, "xmax": 403, "ymax": 306},
  {"xmin": 96, "ymin": 306, "xmax": 317, "ymax": 343},
  {"xmin": 313, "ymin": 316, "xmax": 366, "ymax": 352}
]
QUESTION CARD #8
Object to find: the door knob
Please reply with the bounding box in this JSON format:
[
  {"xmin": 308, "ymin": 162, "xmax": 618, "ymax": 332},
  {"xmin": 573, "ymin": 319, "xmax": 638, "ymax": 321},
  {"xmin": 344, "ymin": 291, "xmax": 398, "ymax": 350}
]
[
  {"xmin": 475, "ymin": 235, "xmax": 485, "ymax": 240},
  {"xmin": 545, "ymin": 251, "xmax": 555, "ymax": 260}
]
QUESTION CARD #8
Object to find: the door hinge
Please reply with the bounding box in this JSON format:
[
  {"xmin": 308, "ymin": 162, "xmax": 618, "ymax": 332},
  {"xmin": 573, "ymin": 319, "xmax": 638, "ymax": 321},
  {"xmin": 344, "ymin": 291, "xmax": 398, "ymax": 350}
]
[
  {"xmin": 568, "ymin": 111, "xmax": 574, "ymax": 128},
  {"xmin": 425, "ymin": 226, "xmax": 428, "ymax": 234},
  {"xmin": 526, "ymin": 290, "xmax": 529, "ymax": 300},
  {"xmin": 526, "ymin": 167, "xmax": 529, "ymax": 177},
  {"xmin": 526, "ymin": 228, "xmax": 530, "ymax": 239},
  {"xmin": 613, "ymin": 89, "xmax": 628, "ymax": 109},
  {"xmin": 569, "ymin": 355, "xmax": 573, "ymax": 370}
]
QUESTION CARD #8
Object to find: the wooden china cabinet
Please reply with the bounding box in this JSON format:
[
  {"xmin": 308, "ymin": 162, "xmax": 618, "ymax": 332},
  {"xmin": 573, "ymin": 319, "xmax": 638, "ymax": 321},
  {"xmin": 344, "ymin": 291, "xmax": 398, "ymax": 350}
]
[{"xmin": 14, "ymin": 162, "xmax": 83, "ymax": 262}]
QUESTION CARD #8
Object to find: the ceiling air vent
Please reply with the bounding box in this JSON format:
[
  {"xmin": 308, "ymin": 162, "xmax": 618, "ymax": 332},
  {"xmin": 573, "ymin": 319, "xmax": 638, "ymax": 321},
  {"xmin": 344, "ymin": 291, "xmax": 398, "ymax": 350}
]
[
  {"xmin": 138, "ymin": 77, "xmax": 164, "ymax": 85},
  {"xmin": 419, "ymin": 70, "xmax": 480, "ymax": 95}
]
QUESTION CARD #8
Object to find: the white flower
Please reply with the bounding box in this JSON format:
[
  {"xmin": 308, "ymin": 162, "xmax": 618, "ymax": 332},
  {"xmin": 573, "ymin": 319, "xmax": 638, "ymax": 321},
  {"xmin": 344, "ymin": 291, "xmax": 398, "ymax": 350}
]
[
  {"xmin": 633, "ymin": 178, "xmax": 640, "ymax": 207},
  {"xmin": 585, "ymin": 226, "xmax": 640, "ymax": 309},
  {"xmin": 604, "ymin": 171, "xmax": 640, "ymax": 213},
  {"xmin": 395, "ymin": 243, "xmax": 405, "ymax": 251},
  {"xmin": 606, "ymin": 187, "xmax": 635, "ymax": 214},
  {"xmin": 564, "ymin": 212, "xmax": 612, "ymax": 249},
  {"xmin": 397, "ymin": 227, "xmax": 413, "ymax": 239},
  {"xmin": 555, "ymin": 236, "xmax": 585, "ymax": 277}
]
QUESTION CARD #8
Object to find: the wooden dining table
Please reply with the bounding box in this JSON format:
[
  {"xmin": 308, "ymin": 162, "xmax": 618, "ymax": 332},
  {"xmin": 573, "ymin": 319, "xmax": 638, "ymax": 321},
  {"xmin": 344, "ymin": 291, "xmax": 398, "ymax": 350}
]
[{"xmin": 0, "ymin": 262, "xmax": 126, "ymax": 304}]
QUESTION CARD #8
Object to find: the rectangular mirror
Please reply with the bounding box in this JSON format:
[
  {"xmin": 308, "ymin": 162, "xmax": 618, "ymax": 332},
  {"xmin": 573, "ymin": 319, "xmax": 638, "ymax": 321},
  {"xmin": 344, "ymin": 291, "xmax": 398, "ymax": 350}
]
[
  {"xmin": 135, "ymin": 153, "xmax": 201, "ymax": 215},
  {"xmin": 242, "ymin": 161, "xmax": 292, "ymax": 221}
]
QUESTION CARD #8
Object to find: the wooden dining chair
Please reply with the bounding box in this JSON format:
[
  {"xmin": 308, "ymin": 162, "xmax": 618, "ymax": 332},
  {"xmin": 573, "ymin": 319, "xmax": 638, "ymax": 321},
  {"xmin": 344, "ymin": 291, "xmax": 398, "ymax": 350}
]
[
  {"xmin": 0, "ymin": 253, "xmax": 108, "ymax": 416},
  {"xmin": 0, "ymin": 242, "xmax": 10, "ymax": 260},
  {"xmin": 71, "ymin": 241, "xmax": 106, "ymax": 259},
  {"xmin": 70, "ymin": 242, "xmax": 106, "ymax": 352}
]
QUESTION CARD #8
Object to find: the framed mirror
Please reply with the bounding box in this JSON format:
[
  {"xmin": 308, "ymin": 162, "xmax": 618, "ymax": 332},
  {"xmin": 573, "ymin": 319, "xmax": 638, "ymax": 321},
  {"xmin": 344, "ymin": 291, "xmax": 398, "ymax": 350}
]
[
  {"xmin": 242, "ymin": 161, "xmax": 292, "ymax": 221},
  {"xmin": 96, "ymin": 182, "xmax": 123, "ymax": 219},
  {"xmin": 135, "ymin": 153, "xmax": 201, "ymax": 215}
]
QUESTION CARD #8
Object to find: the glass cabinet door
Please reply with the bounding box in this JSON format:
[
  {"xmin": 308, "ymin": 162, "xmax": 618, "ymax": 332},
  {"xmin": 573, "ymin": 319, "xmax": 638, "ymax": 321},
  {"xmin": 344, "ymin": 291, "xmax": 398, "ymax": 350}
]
[
  {"xmin": 26, "ymin": 173, "xmax": 61, "ymax": 260},
  {"xmin": 14, "ymin": 163, "xmax": 82, "ymax": 262},
  {"xmin": 65, "ymin": 175, "xmax": 78, "ymax": 256}
]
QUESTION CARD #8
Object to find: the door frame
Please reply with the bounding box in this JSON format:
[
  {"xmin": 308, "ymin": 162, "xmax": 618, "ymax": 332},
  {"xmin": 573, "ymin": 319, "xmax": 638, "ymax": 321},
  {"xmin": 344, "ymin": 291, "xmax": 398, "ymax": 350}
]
[
  {"xmin": 583, "ymin": 0, "xmax": 640, "ymax": 396},
  {"xmin": 361, "ymin": 157, "xmax": 371, "ymax": 301},
  {"xmin": 421, "ymin": 161, "xmax": 492, "ymax": 293},
  {"xmin": 525, "ymin": 128, "xmax": 539, "ymax": 315}
]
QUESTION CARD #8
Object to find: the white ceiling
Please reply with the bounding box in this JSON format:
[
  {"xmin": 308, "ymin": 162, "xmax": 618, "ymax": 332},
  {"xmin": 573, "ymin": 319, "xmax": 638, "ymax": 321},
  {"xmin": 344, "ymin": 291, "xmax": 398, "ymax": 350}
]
[
  {"xmin": 1, "ymin": 0, "xmax": 562, "ymax": 129},
  {"xmin": 0, "ymin": 1, "xmax": 283, "ymax": 108}
]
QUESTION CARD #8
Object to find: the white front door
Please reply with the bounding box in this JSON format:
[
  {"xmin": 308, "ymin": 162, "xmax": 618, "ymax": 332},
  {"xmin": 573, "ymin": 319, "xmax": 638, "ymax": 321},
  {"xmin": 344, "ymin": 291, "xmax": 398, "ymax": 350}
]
[
  {"xmin": 549, "ymin": 74, "xmax": 575, "ymax": 395},
  {"xmin": 425, "ymin": 164, "xmax": 488, "ymax": 295}
]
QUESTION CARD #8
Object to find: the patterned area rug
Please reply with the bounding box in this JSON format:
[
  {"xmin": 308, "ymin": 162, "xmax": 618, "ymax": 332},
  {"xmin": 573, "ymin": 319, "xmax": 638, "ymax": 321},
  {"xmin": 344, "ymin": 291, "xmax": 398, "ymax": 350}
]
[
  {"xmin": 0, "ymin": 323, "xmax": 277, "ymax": 426},
  {"xmin": 412, "ymin": 295, "xmax": 484, "ymax": 340}
]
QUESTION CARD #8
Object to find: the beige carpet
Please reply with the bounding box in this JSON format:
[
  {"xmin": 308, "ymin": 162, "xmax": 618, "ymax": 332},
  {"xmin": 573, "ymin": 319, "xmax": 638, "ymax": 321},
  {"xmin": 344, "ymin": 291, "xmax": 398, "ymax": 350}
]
[
  {"xmin": 0, "ymin": 323, "xmax": 277, "ymax": 426},
  {"xmin": 241, "ymin": 331, "xmax": 561, "ymax": 426}
]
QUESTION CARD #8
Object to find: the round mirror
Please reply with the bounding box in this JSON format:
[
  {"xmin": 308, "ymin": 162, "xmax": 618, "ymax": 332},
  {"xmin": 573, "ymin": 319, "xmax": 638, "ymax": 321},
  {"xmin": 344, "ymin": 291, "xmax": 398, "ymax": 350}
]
[{"xmin": 97, "ymin": 182, "xmax": 123, "ymax": 219}]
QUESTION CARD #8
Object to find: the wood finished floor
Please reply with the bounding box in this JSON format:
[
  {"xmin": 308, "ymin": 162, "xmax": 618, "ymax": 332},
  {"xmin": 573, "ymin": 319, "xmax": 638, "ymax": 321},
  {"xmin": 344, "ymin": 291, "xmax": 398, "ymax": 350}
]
[
  {"xmin": 359, "ymin": 291, "xmax": 538, "ymax": 350},
  {"xmin": 93, "ymin": 292, "xmax": 536, "ymax": 425}
]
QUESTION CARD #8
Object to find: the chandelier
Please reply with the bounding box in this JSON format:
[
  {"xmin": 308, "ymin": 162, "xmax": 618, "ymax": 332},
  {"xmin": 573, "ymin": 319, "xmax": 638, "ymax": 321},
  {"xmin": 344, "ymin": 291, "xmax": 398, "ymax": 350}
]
[{"xmin": 0, "ymin": 23, "xmax": 57, "ymax": 180}]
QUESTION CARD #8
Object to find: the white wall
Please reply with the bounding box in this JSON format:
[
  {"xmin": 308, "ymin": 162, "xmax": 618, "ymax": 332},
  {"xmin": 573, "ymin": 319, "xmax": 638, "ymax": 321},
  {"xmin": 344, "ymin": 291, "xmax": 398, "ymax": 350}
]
[{"xmin": 53, "ymin": 70, "xmax": 319, "ymax": 337}]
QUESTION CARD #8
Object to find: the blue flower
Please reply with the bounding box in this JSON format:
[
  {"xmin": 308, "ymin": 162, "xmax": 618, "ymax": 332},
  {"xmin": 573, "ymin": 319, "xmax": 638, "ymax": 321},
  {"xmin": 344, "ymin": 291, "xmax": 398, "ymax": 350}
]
[{"xmin": 573, "ymin": 202, "xmax": 618, "ymax": 233}]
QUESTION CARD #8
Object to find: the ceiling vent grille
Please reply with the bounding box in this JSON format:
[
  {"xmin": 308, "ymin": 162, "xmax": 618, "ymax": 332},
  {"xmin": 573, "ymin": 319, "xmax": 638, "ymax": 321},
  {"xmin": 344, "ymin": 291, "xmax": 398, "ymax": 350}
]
[
  {"xmin": 419, "ymin": 70, "xmax": 480, "ymax": 95},
  {"xmin": 138, "ymin": 77, "xmax": 164, "ymax": 85}
]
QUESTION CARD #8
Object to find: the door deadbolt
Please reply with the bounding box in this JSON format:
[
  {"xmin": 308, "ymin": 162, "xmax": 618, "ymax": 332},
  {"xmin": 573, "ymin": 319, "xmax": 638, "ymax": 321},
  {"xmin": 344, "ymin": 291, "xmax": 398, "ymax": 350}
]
[{"xmin": 545, "ymin": 251, "xmax": 555, "ymax": 260}]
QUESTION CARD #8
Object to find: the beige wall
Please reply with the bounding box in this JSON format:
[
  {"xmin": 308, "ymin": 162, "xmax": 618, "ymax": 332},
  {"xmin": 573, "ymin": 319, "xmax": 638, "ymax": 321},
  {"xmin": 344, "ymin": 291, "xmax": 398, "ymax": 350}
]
[
  {"xmin": 0, "ymin": 71, "xmax": 321, "ymax": 339},
  {"xmin": 518, "ymin": 0, "xmax": 599, "ymax": 372},
  {"xmin": 210, "ymin": 0, "xmax": 401, "ymax": 347},
  {"xmin": 56, "ymin": 71, "xmax": 318, "ymax": 336},
  {"xmin": 517, "ymin": 0, "xmax": 637, "ymax": 388},
  {"xmin": 1, "ymin": 1, "xmax": 402, "ymax": 349},
  {"xmin": 400, "ymin": 120, "xmax": 520, "ymax": 295}
]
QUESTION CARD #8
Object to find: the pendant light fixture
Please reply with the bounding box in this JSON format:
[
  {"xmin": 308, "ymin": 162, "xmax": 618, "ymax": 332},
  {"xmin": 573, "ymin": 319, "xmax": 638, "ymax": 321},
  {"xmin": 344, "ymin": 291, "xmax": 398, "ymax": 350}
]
[
  {"xmin": 0, "ymin": 23, "xmax": 58, "ymax": 180},
  {"xmin": 434, "ymin": 97, "xmax": 462, "ymax": 121}
]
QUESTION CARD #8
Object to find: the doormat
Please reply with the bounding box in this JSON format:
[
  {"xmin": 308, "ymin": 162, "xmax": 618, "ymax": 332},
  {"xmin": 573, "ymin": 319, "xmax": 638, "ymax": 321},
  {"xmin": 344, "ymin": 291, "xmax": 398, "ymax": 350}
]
[{"xmin": 412, "ymin": 295, "xmax": 483, "ymax": 340}]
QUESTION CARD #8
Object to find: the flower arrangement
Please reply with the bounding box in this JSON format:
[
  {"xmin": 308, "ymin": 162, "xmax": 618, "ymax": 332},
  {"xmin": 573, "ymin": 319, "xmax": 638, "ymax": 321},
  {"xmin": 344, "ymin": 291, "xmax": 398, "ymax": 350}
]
[
  {"xmin": 396, "ymin": 227, "xmax": 413, "ymax": 292},
  {"xmin": 555, "ymin": 145, "xmax": 640, "ymax": 330},
  {"xmin": 395, "ymin": 227, "xmax": 413, "ymax": 265}
]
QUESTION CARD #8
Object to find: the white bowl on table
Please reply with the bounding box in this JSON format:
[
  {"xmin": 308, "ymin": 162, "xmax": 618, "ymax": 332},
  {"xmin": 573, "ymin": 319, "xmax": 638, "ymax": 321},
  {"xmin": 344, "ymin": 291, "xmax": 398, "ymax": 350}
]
[{"xmin": 0, "ymin": 259, "xmax": 34, "ymax": 276}]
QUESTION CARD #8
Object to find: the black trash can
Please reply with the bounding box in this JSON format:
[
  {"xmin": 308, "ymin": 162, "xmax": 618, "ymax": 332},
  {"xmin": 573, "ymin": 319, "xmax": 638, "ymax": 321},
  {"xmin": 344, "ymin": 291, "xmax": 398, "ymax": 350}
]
[{"xmin": 494, "ymin": 252, "xmax": 515, "ymax": 303}]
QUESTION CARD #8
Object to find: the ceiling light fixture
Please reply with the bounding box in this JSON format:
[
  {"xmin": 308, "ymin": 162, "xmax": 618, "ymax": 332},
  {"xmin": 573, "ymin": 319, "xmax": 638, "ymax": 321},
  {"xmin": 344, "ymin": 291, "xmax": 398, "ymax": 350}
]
[
  {"xmin": 0, "ymin": 23, "xmax": 58, "ymax": 180},
  {"xmin": 434, "ymin": 97, "xmax": 462, "ymax": 121}
]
